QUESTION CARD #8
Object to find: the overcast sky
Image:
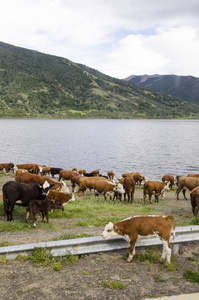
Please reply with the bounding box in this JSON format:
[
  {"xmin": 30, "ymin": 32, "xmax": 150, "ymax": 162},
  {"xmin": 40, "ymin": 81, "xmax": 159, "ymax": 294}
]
[{"xmin": 1, "ymin": 0, "xmax": 199, "ymax": 79}]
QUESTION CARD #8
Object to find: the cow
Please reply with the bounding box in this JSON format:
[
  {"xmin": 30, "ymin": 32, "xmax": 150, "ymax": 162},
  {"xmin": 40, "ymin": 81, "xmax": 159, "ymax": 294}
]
[
  {"xmin": 143, "ymin": 181, "xmax": 170, "ymax": 204},
  {"xmin": 39, "ymin": 166, "xmax": 51, "ymax": 176},
  {"xmin": 123, "ymin": 177, "xmax": 136, "ymax": 203},
  {"xmin": 187, "ymin": 174, "xmax": 199, "ymax": 178},
  {"xmin": 3, "ymin": 180, "xmax": 53, "ymax": 221},
  {"xmin": 46, "ymin": 190, "xmax": 75, "ymax": 211},
  {"xmin": 101, "ymin": 215, "xmax": 176, "ymax": 265},
  {"xmin": 93, "ymin": 180, "xmax": 125, "ymax": 201},
  {"xmin": 70, "ymin": 174, "xmax": 82, "ymax": 192},
  {"xmin": 132, "ymin": 172, "xmax": 147, "ymax": 186},
  {"xmin": 16, "ymin": 172, "xmax": 65, "ymax": 191},
  {"xmin": 15, "ymin": 169, "xmax": 29, "ymax": 179},
  {"xmin": 0, "ymin": 163, "xmax": 14, "ymax": 173},
  {"xmin": 78, "ymin": 176, "xmax": 107, "ymax": 195},
  {"xmin": 25, "ymin": 199, "xmax": 61, "ymax": 227},
  {"xmin": 162, "ymin": 175, "xmax": 175, "ymax": 188},
  {"xmin": 16, "ymin": 163, "xmax": 40, "ymax": 174},
  {"xmin": 79, "ymin": 169, "xmax": 86, "ymax": 175},
  {"xmin": 107, "ymin": 171, "xmax": 115, "ymax": 180},
  {"xmin": 176, "ymin": 176, "xmax": 199, "ymax": 200},
  {"xmin": 59, "ymin": 170, "xmax": 78, "ymax": 182},
  {"xmin": 190, "ymin": 187, "xmax": 199, "ymax": 217},
  {"xmin": 50, "ymin": 167, "xmax": 63, "ymax": 177},
  {"xmin": 91, "ymin": 170, "xmax": 100, "ymax": 176}
]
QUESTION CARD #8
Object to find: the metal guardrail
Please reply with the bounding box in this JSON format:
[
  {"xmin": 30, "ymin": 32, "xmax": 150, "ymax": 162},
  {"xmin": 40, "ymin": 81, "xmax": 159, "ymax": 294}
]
[{"xmin": 0, "ymin": 225, "xmax": 199, "ymax": 259}]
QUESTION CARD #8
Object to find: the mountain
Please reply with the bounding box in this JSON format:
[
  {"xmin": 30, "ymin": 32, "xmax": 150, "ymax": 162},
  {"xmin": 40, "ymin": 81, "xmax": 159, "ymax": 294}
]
[
  {"xmin": 1, "ymin": 41, "xmax": 199, "ymax": 119},
  {"xmin": 125, "ymin": 74, "xmax": 199, "ymax": 105}
]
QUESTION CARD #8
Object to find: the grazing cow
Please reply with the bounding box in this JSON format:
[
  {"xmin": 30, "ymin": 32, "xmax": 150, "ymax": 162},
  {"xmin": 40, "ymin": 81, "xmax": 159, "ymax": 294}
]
[
  {"xmin": 39, "ymin": 166, "xmax": 51, "ymax": 176},
  {"xmin": 143, "ymin": 181, "xmax": 170, "ymax": 204},
  {"xmin": 107, "ymin": 171, "xmax": 115, "ymax": 180},
  {"xmin": 70, "ymin": 174, "xmax": 82, "ymax": 192},
  {"xmin": 0, "ymin": 163, "xmax": 14, "ymax": 173},
  {"xmin": 50, "ymin": 167, "xmax": 63, "ymax": 177},
  {"xmin": 190, "ymin": 187, "xmax": 199, "ymax": 217},
  {"xmin": 102, "ymin": 215, "xmax": 176, "ymax": 264},
  {"xmin": 46, "ymin": 190, "xmax": 75, "ymax": 211},
  {"xmin": 176, "ymin": 176, "xmax": 199, "ymax": 200},
  {"xmin": 16, "ymin": 163, "xmax": 40, "ymax": 174},
  {"xmin": 93, "ymin": 180, "xmax": 125, "ymax": 201},
  {"xmin": 59, "ymin": 170, "xmax": 78, "ymax": 181},
  {"xmin": 3, "ymin": 180, "xmax": 52, "ymax": 221},
  {"xmin": 16, "ymin": 172, "xmax": 65, "ymax": 191},
  {"xmin": 162, "ymin": 175, "xmax": 175, "ymax": 188},
  {"xmin": 25, "ymin": 199, "xmax": 61, "ymax": 227},
  {"xmin": 132, "ymin": 172, "xmax": 147, "ymax": 186},
  {"xmin": 78, "ymin": 176, "xmax": 107, "ymax": 195},
  {"xmin": 123, "ymin": 177, "xmax": 136, "ymax": 203}
]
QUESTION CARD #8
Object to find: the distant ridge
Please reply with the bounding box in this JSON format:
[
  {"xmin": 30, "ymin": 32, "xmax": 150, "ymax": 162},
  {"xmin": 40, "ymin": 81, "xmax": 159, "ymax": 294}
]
[
  {"xmin": 1, "ymin": 41, "xmax": 199, "ymax": 119},
  {"xmin": 125, "ymin": 74, "xmax": 199, "ymax": 105}
]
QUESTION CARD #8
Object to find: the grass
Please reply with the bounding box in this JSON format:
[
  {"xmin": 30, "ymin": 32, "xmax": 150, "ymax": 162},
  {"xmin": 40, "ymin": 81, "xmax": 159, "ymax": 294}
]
[
  {"xmin": 101, "ymin": 279, "xmax": 125, "ymax": 290},
  {"xmin": 183, "ymin": 269, "xmax": 199, "ymax": 283}
]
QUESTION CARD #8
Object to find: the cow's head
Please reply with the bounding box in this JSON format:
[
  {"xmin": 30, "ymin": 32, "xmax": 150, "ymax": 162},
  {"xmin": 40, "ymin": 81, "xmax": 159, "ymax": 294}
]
[
  {"xmin": 113, "ymin": 183, "xmax": 125, "ymax": 194},
  {"xmin": 39, "ymin": 181, "xmax": 54, "ymax": 197},
  {"xmin": 101, "ymin": 222, "xmax": 119, "ymax": 240}
]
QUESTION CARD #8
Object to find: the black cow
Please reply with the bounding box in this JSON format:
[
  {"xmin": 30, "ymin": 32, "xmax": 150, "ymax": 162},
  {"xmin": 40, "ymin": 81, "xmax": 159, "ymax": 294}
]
[
  {"xmin": 3, "ymin": 180, "xmax": 53, "ymax": 221},
  {"xmin": 25, "ymin": 199, "xmax": 61, "ymax": 227},
  {"xmin": 50, "ymin": 167, "xmax": 63, "ymax": 177}
]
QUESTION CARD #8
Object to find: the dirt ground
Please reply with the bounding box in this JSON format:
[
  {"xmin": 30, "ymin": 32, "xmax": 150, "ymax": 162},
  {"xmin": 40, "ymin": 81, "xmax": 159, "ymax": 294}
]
[{"xmin": 0, "ymin": 173, "xmax": 199, "ymax": 299}]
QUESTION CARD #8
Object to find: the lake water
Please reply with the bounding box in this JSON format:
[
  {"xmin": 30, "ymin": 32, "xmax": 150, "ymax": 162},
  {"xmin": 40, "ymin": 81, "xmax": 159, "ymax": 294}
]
[{"xmin": 0, "ymin": 119, "xmax": 199, "ymax": 181}]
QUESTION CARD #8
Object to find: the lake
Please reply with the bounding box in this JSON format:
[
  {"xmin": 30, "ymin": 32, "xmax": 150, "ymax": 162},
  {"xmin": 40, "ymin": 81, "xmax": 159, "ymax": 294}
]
[{"xmin": 0, "ymin": 119, "xmax": 199, "ymax": 181}]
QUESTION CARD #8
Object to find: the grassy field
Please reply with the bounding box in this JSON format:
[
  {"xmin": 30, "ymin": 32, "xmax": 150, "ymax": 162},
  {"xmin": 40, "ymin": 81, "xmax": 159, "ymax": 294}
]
[{"xmin": 0, "ymin": 172, "xmax": 198, "ymax": 234}]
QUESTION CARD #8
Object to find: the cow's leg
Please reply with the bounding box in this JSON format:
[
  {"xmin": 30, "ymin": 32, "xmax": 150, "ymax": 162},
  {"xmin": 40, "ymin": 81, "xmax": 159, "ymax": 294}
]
[
  {"xmin": 25, "ymin": 211, "xmax": 30, "ymax": 223},
  {"xmin": 182, "ymin": 188, "xmax": 187, "ymax": 200},
  {"xmin": 155, "ymin": 194, "xmax": 159, "ymax": 203},
  {"xmin": 124, "ymin": 192, "xmax": 127, "ymax": 202},
  {"xmin": 3, "ymin": 200, "xmax": 11, "ymax": 221},
  {"xmin": 42, "ymin": 213, "xmax": 45, "ymax": 222},
  {"xmin": 33, "ymin": 214, "xmax": 37, "ymax": 227},
  {"xmin": 176, "ymin": 187, "xmax": 181, "ymax": 200},
  {"xmin": 149, "ymin": 193, "xmax": 152, "ymax": 204},
  {"xmin": 46, "ymin": 212, "xmax": 49, "ymax": 223},
  {"xmin": 127, "ymin": 239, "xmax": 137, "ymax": 262}
]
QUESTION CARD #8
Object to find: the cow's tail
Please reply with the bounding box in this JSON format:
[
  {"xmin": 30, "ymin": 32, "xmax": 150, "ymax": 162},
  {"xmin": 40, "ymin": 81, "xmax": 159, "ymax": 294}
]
[{"xmin": 166, "ymin": 215, "xmax": 176, "ymax": 240}]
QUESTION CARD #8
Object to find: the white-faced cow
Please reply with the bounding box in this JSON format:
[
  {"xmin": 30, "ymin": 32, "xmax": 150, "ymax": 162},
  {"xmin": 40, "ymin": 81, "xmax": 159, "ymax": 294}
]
[
  {"xmin": 102, "ymin": 215, "xmax": 176, "ymax": 265},
  {"xmin": 3, "ymin": 180, "xmax": 53, "ymax": 221}
]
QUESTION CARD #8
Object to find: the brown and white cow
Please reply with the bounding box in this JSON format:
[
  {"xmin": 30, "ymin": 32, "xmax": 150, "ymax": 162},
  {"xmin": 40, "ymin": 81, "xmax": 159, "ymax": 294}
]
[
  {"xmin": 107, "ymin": 171, "xmax": 115, "ymax": 180},
  {"xmin": 176, "ymin": 176, "xmax": 199, "ymax": 200},
  {"xmin": 16, "ymin": 163, "xmax": 40, "ymax": 174},
  {"xmin": 162, "ymin": 175, "xmax": 175, "ymax": 188},
  {"xmin": 59, "ymin": 170, "xmax": 78, "ymax": 181},
  {"xmin": 0, "ymin": 163, "xmax": 14, "ymax": 173},
  {"xmin": 16, "ymin": 172, "xmax": 65, "ymax": 191},
  {"xmin": 132, "ymin": 172, "xmax": 147, "ymax": 186},
  {"xmin": 39, "ymin": 166, "xmax": 51, "ymax": 176},
  {"xmin": 102, "ymin": 215, "xmax": 176, "ymax": 264},
  {"xmin": 78, "ymin": 176, "xmax": 107, "ymax": 195},
  {"xmin": 190, "ymin": 187, "xmax": 199, "ymax": 217},
  {"xmin": 93, "ymin": 180, "xmax": 125, "ymax": 201},
  {"xmin": 143, "ymin": 181, "xmax": 170, "ymax": 204},
  {"xmin": 123, "ymin": 177, "xmax": 136, "ymax": 203}
]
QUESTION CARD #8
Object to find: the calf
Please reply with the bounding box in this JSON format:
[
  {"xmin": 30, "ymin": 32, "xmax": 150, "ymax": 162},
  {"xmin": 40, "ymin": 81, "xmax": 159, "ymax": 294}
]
[
  {"xmin": 143, "ymin": 181, "xmax": 170, "ymax": 204},
  {"xmin": 162, "ymin": 175, "xmax": 175, "ymax": 188},
  {"xmin": 102, "ymin": 215, "xmax": 176, "ymax": 264},
  {"xmin": 93, "ymin": 180, "xmax": 125, "ymax": 201},
  {"xmin": 176, "ymin": 176, "xmax": 199, "ymax": 200},
  {"xmin": 190, "ymin": 187, "xmax": 199, "ymax": 217},
  {"xmin": 25, "ymin": 199, "xmax": 61, "ymax": 227},
  {"xmin": 46, "ymin": 190, "xmax": 75, "ymax": 210},
  {"xmin": 3, "ymin": 180, "xmax": 52, "ymax": 221},
  {"xmin": 0, "ymin": 163, "xmax": 14, "ymax": 173}
]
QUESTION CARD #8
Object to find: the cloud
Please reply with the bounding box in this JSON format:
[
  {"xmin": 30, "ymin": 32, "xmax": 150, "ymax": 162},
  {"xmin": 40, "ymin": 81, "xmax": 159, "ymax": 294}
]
[{"xmin": 1, "ymin": 0, "xmax": 199, "ymax": 78}]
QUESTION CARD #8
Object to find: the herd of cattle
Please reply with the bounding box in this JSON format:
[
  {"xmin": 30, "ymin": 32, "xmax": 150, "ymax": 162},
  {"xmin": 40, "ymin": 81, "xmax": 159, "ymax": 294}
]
[{"xmin": 0, "ymin": 162, "xmax": 199, "ymax": 228}]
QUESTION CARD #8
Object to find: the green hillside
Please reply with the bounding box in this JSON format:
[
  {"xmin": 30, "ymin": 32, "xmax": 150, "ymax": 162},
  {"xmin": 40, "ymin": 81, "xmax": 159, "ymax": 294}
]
[{"xmin": 0, "ymin": 41, "xmax": 199, "ymax": 119}]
